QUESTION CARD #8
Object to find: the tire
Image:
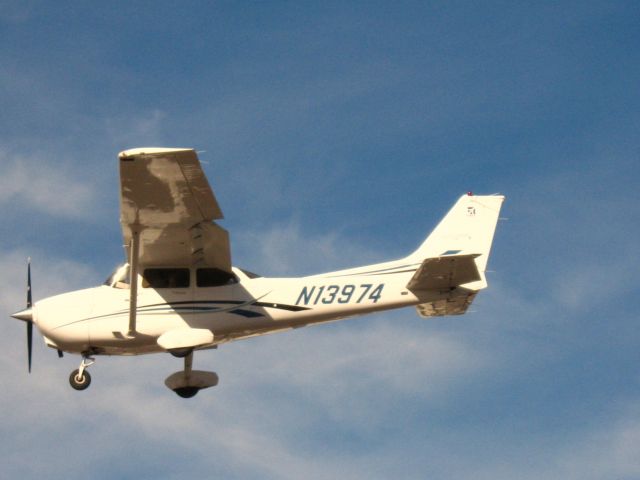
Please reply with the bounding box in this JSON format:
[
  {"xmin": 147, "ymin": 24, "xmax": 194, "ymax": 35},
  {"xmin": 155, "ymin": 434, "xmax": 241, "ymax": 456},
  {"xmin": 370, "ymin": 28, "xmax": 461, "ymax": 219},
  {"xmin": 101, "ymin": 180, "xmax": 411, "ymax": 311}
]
[
  {"xmin": 69, "ymin": 369, "xmax": 92, "ymax": 391},
  {"xmin": 169, "ymin": 348, "xmax": 193, "ymax": 358},
  {"xmin": 173, "ymin": 386, "xmax": 199, "ymax": 398}
]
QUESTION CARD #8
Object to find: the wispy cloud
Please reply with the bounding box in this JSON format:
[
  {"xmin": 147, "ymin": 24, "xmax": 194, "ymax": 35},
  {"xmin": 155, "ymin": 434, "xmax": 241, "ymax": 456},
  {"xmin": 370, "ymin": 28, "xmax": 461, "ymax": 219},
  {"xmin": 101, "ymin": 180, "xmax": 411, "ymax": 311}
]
[
  {"xmin": 104, "ymin": 109, "xmax": 168, "ymax": 150},
  {"xmin": 234, "ymin": 320, "xmax": 491, "ymax": 424},
  {"xmin": 0, "ymin": 249, "xmax": 97, "ymax": 369},
  {"xmin": 0, "ymin": 150, "xmax": 96, "ymax": 219},
  {"xmin": 234, "ymin": 221, "xmax": 382, "ymax": 276},
  {"xmin": 0, "ymin": 3, "xmax": 639, "ymax": 479},
  {"xmin": 562, "ymin": 413, "xmax": 640, "ymax": 480}
]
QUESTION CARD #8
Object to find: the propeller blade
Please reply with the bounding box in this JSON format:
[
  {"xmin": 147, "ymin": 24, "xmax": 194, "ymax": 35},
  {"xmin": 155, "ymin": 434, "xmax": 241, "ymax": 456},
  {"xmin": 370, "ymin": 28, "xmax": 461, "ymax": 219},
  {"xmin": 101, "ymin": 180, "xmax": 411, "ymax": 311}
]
[
  {"xmin": 27, "ymin": 259, "xmax": 32, "ymax": 308},
  {"xmin": 27, "ymin": 259, "xmax": 33, "ymax": 372},
  {"xmin": 27, "ymin": 321, "xmax": 33, "ymax": 373}
]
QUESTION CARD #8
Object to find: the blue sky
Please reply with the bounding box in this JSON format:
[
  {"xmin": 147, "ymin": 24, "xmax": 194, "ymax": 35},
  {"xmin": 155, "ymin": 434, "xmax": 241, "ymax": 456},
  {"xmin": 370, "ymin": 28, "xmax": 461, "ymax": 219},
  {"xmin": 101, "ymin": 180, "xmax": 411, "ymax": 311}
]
[{"xmin": 1, "ymin": 1, "xmax": 639, "ymax": 479}]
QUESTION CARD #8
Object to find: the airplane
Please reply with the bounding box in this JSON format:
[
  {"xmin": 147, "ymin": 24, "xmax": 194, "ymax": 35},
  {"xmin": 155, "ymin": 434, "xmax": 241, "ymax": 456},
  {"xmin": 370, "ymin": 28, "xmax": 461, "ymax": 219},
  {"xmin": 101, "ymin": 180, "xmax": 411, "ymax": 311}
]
[{"xmin": 11, "ymin": 148, "xmax": 505, "ymax": 398}]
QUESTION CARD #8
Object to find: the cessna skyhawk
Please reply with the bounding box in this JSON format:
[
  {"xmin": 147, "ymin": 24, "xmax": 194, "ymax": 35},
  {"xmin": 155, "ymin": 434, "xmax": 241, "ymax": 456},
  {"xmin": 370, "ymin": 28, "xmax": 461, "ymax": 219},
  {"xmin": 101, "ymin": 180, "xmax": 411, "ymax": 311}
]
[{"xmin": 11, "ymin": 148, "xmax": 505, "ymax": 398}]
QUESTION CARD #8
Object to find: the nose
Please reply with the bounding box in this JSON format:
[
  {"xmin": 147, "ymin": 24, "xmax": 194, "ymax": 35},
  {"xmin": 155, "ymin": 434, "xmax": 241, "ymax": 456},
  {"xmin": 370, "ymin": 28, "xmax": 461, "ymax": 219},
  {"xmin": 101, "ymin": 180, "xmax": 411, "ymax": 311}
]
[
  {"xmin": 10, "ymin": 305, "xmax": 37, "ymax": 372},
  {"xmin": 11, "ymin": 308, "xmax": 34, "ymax": 322},
  {"xmin": 35, "ymin": 291, "xmax": 92, "ymax": 353}
]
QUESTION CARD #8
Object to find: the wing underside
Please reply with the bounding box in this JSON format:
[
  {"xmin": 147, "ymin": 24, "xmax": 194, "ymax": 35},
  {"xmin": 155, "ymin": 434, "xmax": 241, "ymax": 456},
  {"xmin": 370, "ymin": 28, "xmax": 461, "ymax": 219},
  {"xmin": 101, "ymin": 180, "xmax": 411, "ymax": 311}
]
[{"xmin": 119, "ymin": 148, "xmax": 231, "ymax": 271}]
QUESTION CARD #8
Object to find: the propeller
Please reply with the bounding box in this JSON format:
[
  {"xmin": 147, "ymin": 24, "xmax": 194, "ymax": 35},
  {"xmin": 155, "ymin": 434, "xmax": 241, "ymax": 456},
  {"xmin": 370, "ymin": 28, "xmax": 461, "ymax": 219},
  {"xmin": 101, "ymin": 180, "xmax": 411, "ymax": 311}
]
[
  {"xmin": 27, "ymin": 260, "xmax": 32, "ymax": 372},
  {"xmin": 11, "ymin": 259, "xmax": 35, "ymax": 372}
]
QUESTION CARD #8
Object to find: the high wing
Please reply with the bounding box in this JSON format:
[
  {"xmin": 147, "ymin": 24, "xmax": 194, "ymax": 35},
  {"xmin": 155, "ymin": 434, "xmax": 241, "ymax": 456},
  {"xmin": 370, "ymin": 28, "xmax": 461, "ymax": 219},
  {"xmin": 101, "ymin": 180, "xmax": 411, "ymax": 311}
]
[{"xmin": 118, "ymin": 147, "xmax": 231, "ymax": 271}]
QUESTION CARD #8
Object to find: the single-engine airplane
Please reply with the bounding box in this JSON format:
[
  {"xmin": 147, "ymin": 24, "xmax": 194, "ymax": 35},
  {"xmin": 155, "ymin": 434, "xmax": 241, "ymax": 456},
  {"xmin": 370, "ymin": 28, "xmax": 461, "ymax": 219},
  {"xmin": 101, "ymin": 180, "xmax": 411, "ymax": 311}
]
[{"xmin": 11, "ymin": 148, "xmax": 505, "ymax": 398}]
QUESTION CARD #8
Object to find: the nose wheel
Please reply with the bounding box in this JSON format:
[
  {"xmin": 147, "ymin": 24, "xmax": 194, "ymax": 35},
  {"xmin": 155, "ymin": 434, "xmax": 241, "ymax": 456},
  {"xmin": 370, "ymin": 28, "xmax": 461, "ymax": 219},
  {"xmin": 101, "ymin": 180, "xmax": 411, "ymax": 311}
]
[{"xmin": 69, "ymin": 356, "xmax": 94, "ymax": 391}]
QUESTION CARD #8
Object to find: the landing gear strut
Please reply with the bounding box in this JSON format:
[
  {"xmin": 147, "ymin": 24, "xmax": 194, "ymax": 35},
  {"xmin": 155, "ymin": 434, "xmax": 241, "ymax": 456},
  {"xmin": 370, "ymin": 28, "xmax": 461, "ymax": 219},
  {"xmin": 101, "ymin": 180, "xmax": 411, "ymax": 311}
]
[
  {"xmin": 69, "ymin": 356, "xmax": 94, "ymax": 391},
  {"xmin": 164, "ymin": 352, "xmax": 218, "ymax": 398},
  {"xmin": 174, "ymin": 353, "xmax": 198, "ymax": 398}
]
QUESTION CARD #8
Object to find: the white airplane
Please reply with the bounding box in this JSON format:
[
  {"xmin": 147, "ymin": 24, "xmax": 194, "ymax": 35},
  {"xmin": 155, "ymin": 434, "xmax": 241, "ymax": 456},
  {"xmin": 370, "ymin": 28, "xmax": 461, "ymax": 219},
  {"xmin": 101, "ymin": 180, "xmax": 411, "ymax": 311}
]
[{"xmin": 11, "ymin": 148, "xmax": 505, "ymax": 398}]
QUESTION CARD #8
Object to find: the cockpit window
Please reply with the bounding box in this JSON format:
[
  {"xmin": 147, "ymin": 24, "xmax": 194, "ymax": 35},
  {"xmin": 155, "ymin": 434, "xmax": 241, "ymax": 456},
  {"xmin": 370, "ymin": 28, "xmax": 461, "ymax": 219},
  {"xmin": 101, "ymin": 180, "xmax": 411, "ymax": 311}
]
[
  {"xmin": 238, "ymin": 268, "xmax": 262, "ymax": 279},
  {"xmin": 196, "ymin": 268, "xmax": 238, "ymax": 287},
  {"xmin": 104, "ymin": 264, "xmax": 130, "ymax": 289},
  {"xmin": 143, "ymin": 268, "xmax": 190, "ymax": 288}
]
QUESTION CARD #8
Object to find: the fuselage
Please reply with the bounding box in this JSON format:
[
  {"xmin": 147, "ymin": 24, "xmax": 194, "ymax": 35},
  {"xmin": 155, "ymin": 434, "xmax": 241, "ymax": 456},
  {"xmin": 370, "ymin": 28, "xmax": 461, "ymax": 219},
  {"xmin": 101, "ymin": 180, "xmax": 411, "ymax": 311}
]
[
  {"xmin": 9, "ymin": 146, "xmax": 504, "ymax": 396},
  {"xmin": 33, "ymin": 261, "xmax": 443, "ymax": 356}
]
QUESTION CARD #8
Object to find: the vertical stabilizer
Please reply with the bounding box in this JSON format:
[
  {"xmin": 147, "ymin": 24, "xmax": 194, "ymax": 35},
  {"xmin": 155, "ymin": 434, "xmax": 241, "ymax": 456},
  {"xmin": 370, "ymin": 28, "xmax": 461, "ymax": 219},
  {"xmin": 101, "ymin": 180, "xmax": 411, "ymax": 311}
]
[{"xmin": 406, "ymin": 194, "xmax": 505, "ymax": 279}]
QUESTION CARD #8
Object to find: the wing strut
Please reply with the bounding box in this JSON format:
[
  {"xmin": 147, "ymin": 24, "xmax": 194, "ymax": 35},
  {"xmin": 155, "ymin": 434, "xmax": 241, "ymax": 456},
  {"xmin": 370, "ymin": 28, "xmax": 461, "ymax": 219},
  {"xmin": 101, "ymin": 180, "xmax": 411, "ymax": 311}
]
[{"xmin": 128, "ymin": 228, "xmax": 141, "ymax": 336}]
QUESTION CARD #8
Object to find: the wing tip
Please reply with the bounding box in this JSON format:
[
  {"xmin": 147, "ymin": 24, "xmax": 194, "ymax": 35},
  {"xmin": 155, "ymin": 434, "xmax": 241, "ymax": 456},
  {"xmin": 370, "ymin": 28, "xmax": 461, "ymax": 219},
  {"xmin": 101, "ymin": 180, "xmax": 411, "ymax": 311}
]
[{"xmin": 119, "ymin": 147, "xmax": 194, "ymax": 159}]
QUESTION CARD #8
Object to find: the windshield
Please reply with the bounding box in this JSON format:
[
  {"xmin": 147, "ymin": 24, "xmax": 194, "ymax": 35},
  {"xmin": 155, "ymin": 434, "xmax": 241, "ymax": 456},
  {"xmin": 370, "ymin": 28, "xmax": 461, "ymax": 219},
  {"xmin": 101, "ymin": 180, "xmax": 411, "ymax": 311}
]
[
  {"xmin": 238, "ymin": 268, "xmax": 261, "ymax": 279},
  {"xmin": 103, "ymin": 263, "xmax": 131, "ymax": 289}
]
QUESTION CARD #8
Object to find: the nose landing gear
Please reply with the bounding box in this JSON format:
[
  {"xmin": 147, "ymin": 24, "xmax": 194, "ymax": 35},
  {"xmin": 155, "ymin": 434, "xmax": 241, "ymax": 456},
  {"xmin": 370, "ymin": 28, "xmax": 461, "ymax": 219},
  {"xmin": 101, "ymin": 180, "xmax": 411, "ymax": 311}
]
[{"xmin": 69, "ymin": 356, "xmax": 94, "ymax": 391}]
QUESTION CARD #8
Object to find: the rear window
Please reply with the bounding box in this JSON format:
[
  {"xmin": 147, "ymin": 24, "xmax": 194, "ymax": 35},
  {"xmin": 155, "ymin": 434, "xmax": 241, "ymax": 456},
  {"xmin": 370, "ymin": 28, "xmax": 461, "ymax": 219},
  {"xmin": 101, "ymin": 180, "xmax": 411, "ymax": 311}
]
[
  {"xmin": 197, "ymin": 268, "xmax": 237, "ymax": 287},
  {"xmin": 143, "ymin": 268, "xmax": 190, "ymax": 288}
]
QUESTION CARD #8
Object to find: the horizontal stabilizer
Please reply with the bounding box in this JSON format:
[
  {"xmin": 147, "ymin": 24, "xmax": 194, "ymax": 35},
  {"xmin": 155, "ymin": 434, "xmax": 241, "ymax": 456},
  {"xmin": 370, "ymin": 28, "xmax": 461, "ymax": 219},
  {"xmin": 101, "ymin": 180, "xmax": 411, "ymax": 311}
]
[
  {"xmin": 416, "ymin": 292, "xmax": 477, "ymax": 317},
  {"xmin": 407, "ymin": 254, "xmax": 481, "ymax": 292}
]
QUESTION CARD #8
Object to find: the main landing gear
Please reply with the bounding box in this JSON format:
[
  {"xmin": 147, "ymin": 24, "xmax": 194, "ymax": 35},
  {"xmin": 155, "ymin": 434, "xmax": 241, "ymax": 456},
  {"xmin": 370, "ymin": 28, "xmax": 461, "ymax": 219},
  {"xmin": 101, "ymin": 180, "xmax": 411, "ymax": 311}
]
[
  {"xmin": 69, "ymin": 356, "xmax": 94, "ymax": 391},
  {"xmin": 164, "ymin": 351, "xmax": 218, "ymax": 398}
]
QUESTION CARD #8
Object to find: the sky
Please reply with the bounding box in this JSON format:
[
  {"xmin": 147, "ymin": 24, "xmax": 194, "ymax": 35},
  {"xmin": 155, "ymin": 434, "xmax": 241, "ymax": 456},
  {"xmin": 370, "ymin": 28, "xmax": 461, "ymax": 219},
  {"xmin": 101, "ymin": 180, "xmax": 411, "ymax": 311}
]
[{"xmin": 1, "ymin": 1, "xmax": 639, "ymax": 478}]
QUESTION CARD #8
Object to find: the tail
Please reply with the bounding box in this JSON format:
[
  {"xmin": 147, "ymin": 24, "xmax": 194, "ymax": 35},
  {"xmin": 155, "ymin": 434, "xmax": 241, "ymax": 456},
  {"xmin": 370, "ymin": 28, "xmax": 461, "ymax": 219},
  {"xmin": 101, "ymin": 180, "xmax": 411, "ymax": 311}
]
[{"xmin": 405, "ymin": 193, "xmax": 505, "ymax": 288}]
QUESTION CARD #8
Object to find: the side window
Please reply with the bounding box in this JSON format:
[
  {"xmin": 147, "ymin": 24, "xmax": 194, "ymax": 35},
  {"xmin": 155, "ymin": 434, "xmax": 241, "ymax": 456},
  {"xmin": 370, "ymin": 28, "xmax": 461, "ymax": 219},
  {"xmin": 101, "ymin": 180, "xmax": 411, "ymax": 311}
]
[
  {"xmin": 143, "ymin": 268, "xmax": 190, "ymax": 288},
  {"xmin": 197, "ymin": 268, "xmax": 238, "ymax": 287},
  {"xmin": 104, "ymin": 263, "xmax": 130, "ymax": 289}
]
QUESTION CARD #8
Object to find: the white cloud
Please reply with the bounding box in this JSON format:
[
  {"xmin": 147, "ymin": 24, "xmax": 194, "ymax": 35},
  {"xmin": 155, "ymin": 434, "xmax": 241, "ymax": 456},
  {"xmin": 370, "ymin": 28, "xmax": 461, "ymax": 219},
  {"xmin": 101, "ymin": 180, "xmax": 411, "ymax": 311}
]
[
  {"xmin": 465, "ymin": 404, "xmax": 640, "ymax": 480},
  {"xmin": 0, "ymin": 234, "xmax": 496, "ymax": 479},
  {"xmin": 0, "ymin": 127, "xmax": 635, "ymax": 480},
  {"xmin": 234, "ymin": 221, "xmax": 382, "ymax": 276},
  {"xmin": 10, "ymin": 316, "xmax": 488, "ymax": 480},
  {"xmin": 0, "ymin": 250, "xmax": 97, "ymax": 322},
  {"xmin": 240, "ymin": 320, "xmax": 490, "ymax": 421},
  {"xmin": 553, "ymin": 257, "xmax": 638, "ymax": 312},
  {"xmin": 0, "ymin": 150, "xmax": 96, "ymax": 219},
  {"xmin": 104, "ymin": 109, "xmax": 167, "ymax": 150},
  {"xmin": 0, "ymin": 249, "xmax": 97, "ymax": 388}
]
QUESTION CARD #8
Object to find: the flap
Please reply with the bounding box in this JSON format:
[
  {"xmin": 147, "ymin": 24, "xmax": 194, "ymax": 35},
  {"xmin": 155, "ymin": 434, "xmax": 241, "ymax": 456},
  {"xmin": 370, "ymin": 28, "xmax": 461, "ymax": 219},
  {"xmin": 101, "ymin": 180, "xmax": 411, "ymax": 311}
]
[{"xmin": 407, "ymin": 253, "xmax": 481, "ymax": 292}]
